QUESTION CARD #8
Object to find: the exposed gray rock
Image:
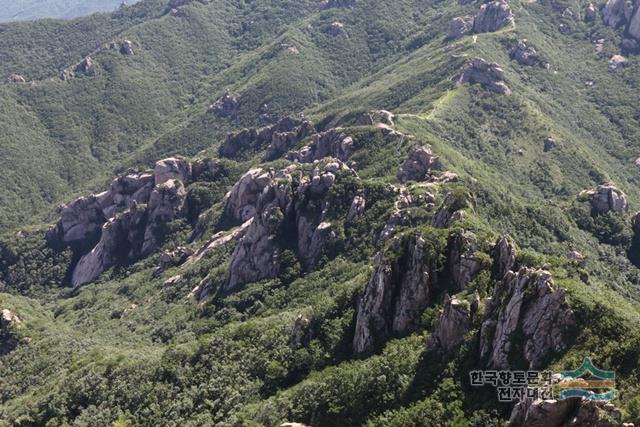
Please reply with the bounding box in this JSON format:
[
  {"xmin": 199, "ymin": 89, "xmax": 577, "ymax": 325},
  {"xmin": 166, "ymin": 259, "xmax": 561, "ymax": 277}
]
[
  {"xmin": 347, "ymin": 194, "xmax": 366, "ymax": 222},
  {"xmin": 543, "ymin": 137, "xmax": 557, "ymax": 152},
  {"xmin": 207, "ymin": 92, "xmax": 239, "ymax": 118},
  {"xmin": 120, "ymin": 40, "xmax": 134, "ymax": 55},
  {"xmin": 355, "ymin": 110, "xmax": 396, "ymax": 128},
  {"xmin": 327, "ymin": 21, "xmax": 346, "ymax": 36},
  {"xmin": 154, "ymin": 246, "xmax": 194, "ymax": 277},
  {"xmin": 287, "ymin": 128, "xmax": 354, "ymax": 163},
  {"xmin": 447, "ymin": 16, "xmax": 475, "ymax": 40},
  {"xmin": 1, "ymin": 309, "xmax": 21, "ymax": 355},
  {"xmin": 602, "ymin": 0, "xmax": 633, "ymax": 29},
  {"xmin": 223, "ymin": 168, "xmax": 274, "ymax": 224},
  {"xmin": 588, "ymin": 184, "xmax": 628, "ymax": 214},
  {"xmin": 154, "ymin": 157, "xmax": 191, "ymax": 185},
  {"xmin": 480, "ymin": 268, "xmax": 576, "ymax": 370},
  {"xmin": 47, "ymin": 196, "xmax": 106, "ymax": 249},
  {"xmin": 447, "ymin": 231, "xmax": 482, "ymax": 292},
  {"xmin": 508, "ymin": 398, "xmax": 579, "ymax": 427},
  {"xmin": 427, "ymin": 294, "xmax": 471, "ymax": 354},
  {"xmin": 290, "ymin": 314, "xmax": 311, "ymax": 348},
  {"xmin": 397, "ymin": 145, "xmax": 441, "ymax": 183},
  {"xmin": 142, "ymin": 179, "xmax": 187, "ymax": 255},
  {"xmin": 7, "ymin": 74, "xmax": 26, "ymax": 83},
  {"xmin": 458, "ymin": 58, "xmax": 511, "ymax": 95},
  {"xmin": 585, "ymin": 3, "xmax": 597, "ymax": 22},
  {"xmin": 609, "ymin": 54, "xmax": 627, "ymax": 70},
  {"xmin": 509, "ymin": 39, "xmax": 540, "ymax": 66},
  {"xmin": 353, "ymin": 235, "xmax": 436, "ymax": 354},
  {"xmin": 492, "ymin": 236, "xmax": 517, "ymax": 280},
  {"xmin": 432, "ymin": 192, "xmax": 466, "ymax": 228},
  {"xmin": 169, "ymin": 0, "xmax": 193, "ymax": 7},
  {"xmin": 473, "ymin": 0, "xmax": 515, "ymax": 33},
  {"xmin": 509, "ymin": 398, "xmax": 623, "ymax": 427},
  {"xmin": 225, "ymin": 162, "xmax": 352, "ymax": 291},
  {"xmin": 219, "ymin": 117, "xmax": 314, "ymax": 159},
  {"xmin": 72, "ymin": 204, "xmax": 148, "ymax": 287}
]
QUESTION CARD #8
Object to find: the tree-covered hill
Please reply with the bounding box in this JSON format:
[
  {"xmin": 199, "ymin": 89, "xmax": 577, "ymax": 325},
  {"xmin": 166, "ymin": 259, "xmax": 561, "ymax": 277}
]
[
  {"xmin": 2, "ymin": 0, "xmax": 640, "ymax": 425},
  {"xmin": 0, "ymin": 0, "xmax": 142, "ymax": 23}
]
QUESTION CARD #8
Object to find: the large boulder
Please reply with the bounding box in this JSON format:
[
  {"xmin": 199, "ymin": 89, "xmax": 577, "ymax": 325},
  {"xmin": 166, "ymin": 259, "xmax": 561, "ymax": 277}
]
[
  {"xmin": 397, "ymin": 145, "xmax": 441, "ymax": 182},
  {"xmin": 287, "ymin": 129, "xmax": 354, "ymax": 163},
  {"xmin": 458, "ymin": 58, "xmax": 511, "ymax": 95},
  {"xmin": 142, "ymin": 179, "xmax": 187, "ymax": 255},
  {"xmin": 480, "ymin": 268, "xmax": 576, "ymax": 370},
  {"xmin": 447, "ymin": 16, "xmax": 475, "ymax": 40},
  {"xmin": 447, "ymin": 231, "xmax": 482, "ymax": 292},
  {"xmin": 219, "ymin": 117, "xmax": 314, "ymax": 159},
  {"xmin": 602, "ymin": 0, "xmax": 634, "ymax": 29},
  {"xmin": 509, "ymin": 39, "xmax": 540, "ymax": 66},
  {"xmin": 508, "ymin": 398, "xmax": 623, "ymax": 427},
  {"xmin": 426, "ymin": 295, "xmax": 472, "ymax": 354},
  {"xmin": 207, "ymin": 92, "xmax": 239, "ymax": 118},
  {"xmin": 223, "ymin": 168, "xmax": 274, "ymax": 224},
  {"xmin": 473, "ymin": 0, "xmax": 515, "ymax": 33},
  {"xmin": 353, "ymin": 235, "xmax": 436, "ymax": 354},
  {"xmin": 47, "ymin": 196, "xmax": 106, "ymax": 250},
  {"xmin": 154, "ymin": 157, "xmax": 191, "ymax": 185},
  {"xmin": 491, "ymin": 235, "xmax": 517, "ymax": 280},
  {"xmin": 7, "ymin": 74, "xmax": 26, "ymax": 84},
  {"xmin": 588, "ymin": 184, "xmax": 628, "ymax": 214}
]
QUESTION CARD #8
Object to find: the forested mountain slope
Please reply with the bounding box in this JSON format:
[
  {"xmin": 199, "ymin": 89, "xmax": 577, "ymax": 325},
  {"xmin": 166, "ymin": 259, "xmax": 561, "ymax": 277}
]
[
  {"xmin": 2, "ymin": 0, "xmax": 640, "ymax": 425},
  {"xmin": 0, "ymin": 0, "xmax": 141, "ymax": 22}
]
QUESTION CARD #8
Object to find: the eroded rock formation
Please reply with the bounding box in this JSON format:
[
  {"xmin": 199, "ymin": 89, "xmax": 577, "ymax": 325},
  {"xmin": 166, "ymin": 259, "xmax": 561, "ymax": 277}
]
[
  {"xmin": 208, "ymin": 92, "xmax": 239, "ymax": 118},
  {"xmin": 587, "ymin": 184, "xmax": 628, "ymax": 214},
  {"xmin": 397, "ymin": 145, "xmax": 441, "ymax": 183},
  {"xmin": 426, "ymin": 294, "xmax": 472, "ymax": 353},
  {"xmin": 509, "ymin": 398, "xmax": 623, "ymax": 427},
  {"xmin": 353, "ymin": 235, "xmax": 436, "ymax": 354},
  {"xmin": 480, "ymin": 268, "xmax": 576, "ymax": 370},
  {"xmin": 287, "ymin": 128, "xmax": 353, "ymax": 163},
  {"xmin": 458, "ymin": 58, "xmax": 511, "ymax": 95},
  {"xmin": 473, "ymin": 0, "xmax": 515, "ymax": 34}
]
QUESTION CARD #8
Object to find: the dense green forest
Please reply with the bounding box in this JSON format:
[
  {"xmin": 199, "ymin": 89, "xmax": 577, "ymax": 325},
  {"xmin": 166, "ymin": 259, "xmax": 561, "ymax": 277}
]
[{"xmin": 1, "ymin": 0, "xmax": 640, "ymax": 425}]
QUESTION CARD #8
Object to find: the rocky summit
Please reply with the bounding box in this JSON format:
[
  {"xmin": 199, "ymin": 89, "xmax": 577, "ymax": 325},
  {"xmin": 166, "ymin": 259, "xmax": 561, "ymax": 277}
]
[{"xmin": 2, "ymin": 0, "xmax": 640, "ymax": 425}]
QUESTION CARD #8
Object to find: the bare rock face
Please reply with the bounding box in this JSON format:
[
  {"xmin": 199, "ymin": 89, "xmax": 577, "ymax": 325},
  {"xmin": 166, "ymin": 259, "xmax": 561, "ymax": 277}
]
[
  {"xmin": 509, "ymin": 39, "xmax": 540, "ymax": 66},
  {"xmin": 219, "ymin": 117, "xmax": 314, "ymax": 159},
  {"xmin": 447, "ymin": 231, "xmax": 482, "ymax": 292},
  {"xmin": 1, "ymin": 309, "xmax": 21, "ymax": 355},
  {"xmin": 491, "ymin": 235, "xmax": 517, "ymax": 280},
  {"xmin": 426, "ymin": 295, "xmax": 471, "ymax": 354},
  {"xmin": 50, "ymin": 157, "xmax": 192, "ymax": 287},
  {"xmin": 290, "ymin": 314, "xmax": 311, "ymax": 348},
  {"xmin": 585, "ymin": 3, "xmax": 597, "ymax": 23},
  {"xmin": 353, "ymin": 235, "xmax": 436, "ymax": 354},
  {"xmin": 347, "ymin": 193, "xmax": 366, "ymax": 222},
  {"xmin": 609, "ymin": 54, "xmax": 627, "ymax": 70},
  {"xmin": 7, "ymin": 74, "xmax": 26, "ymax": 83},
  {"xmin": 169, "ymin": 0, "xmax": 193, "ymax": 7},
  {"xmin": 588, "ymin": 184, "xmax": 628, "ymax": 214},
  {"xmin": 223, "ymin": 168, "xmax": 274, "ymax": 224},
  {"xmin": 71, "ymin": 204, "xmax": 147, "ymax": 287},
  {"xmin": 480, "ymin": 268, "xmax": 576, "ymax": 370},
  {"xmin": 397, "ymin": 145, "xmax": 441, "ymax": 183},
  {"xmin": 543, "ymin": 137, "xmax": 557, "ymax": 152},
  {"xmin": 602, "ymin": 0, "xmax": 634, "ymax": 29},
  {"xmin": 225, "ymin": 162, "xmax": 352, "ymax": 291},
  {"xmin": 207, "ymin": 92, "xmax": 239, "ymax": 118},
  {"xmin": 154, "ymin": 157, "xmax": 192, "ymax": 186},
  {"xmin": 154, "ymin": 246, "xmax": 194, "ymax": 277},
  {"xmin": 355, "ymin": 110, "xmax": 396, "ymax": 128},
  {"xmin": 508, "ymin": 398, "xmax": 623, "ymax": 427},
  {"xmin": 473, "ymin": 0, "xmax": 515, "ymax": 34},
  {"xmin": 447, "ymin": 16, "xmax": 475, "ymax": 40},
  {"xmin": 508, "ymin": 398, "xmax": 579, "ymax": 427},
  {"xmin": 458, "ymin": 58, "xmax": 511, "ymax": 95},
  {"xmin": 287, "ymin": 129, "xmax": 354, "ymax": 163},
  {"xmin": 75, "ymin": 56, "xmax": 94, "ymax": 74},
  {"xmin": 432, "ymin": 192, "xmax": 466, "ymax": 229},
  {"xmin": 120, "ymin": 40, "xmax": 134, "ymax": 55}
]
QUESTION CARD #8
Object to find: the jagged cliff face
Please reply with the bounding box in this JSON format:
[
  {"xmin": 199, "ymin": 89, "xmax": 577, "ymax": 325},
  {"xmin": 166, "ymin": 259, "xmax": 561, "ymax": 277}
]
[
  {"xmin": 353, "ymin": 235, "xmax": 436, "ymax": 354},
  {"xmin": 480, "ymin": 268, "xmax": 576, "ymax": 370}
]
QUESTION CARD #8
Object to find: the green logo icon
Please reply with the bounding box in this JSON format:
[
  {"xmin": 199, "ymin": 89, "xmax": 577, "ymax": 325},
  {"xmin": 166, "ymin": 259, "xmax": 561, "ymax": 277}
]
[{"xmin": 558, "ymin": 357, "xmax": 615, "ymax": 401}]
